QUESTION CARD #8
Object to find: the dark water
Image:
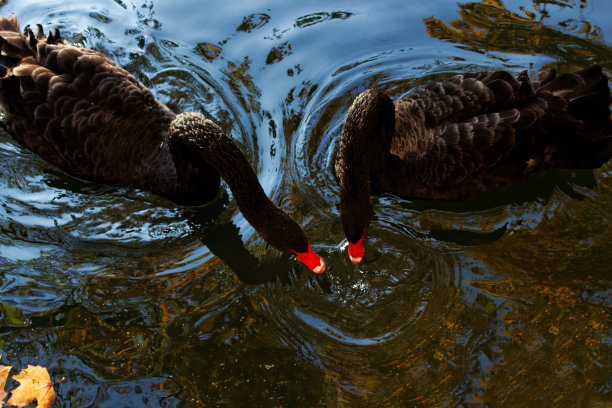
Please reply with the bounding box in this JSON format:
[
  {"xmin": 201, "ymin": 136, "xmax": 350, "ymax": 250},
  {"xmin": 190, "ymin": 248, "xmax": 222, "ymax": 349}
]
[{"xmin": 1, "ymin": 0, "xmax": 612, "ymax": 406}]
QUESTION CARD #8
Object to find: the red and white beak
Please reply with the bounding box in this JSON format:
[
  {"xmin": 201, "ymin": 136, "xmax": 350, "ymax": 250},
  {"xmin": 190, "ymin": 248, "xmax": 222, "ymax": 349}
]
[
  {"xmin": 347, "ymin": 235, "xmax": 364, "ymax": 264},
  {"xmin": 294, "ymin": 243, "xmax": 326, "ymax": 274}
]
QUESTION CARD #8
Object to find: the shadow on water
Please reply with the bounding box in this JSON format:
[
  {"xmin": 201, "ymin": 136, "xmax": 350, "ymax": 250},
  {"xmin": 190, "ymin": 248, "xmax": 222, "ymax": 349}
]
[{"xmin": 182, "ymin": 196, "xmax": 310, "ymax": 285}]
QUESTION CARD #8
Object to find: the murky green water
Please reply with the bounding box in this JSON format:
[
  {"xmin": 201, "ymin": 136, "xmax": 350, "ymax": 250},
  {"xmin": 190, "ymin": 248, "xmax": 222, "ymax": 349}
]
[{"xmin": 1, "ymin": 0, "xmax": 612, "ymax": 406}]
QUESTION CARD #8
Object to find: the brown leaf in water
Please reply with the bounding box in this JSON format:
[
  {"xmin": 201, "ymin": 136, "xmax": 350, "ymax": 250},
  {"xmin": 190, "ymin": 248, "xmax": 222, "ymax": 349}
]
[
  {"xmin": 0, "ymin": 358, "xmax": 13, "ymax": 407},
  {"xmin": 5, "ymin": 366, "xmax": 57, "ymax": 408}
]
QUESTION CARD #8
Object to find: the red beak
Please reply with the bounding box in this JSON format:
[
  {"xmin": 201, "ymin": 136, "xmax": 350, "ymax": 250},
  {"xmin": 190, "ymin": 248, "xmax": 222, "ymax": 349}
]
[
  {"xmin": 294, "ymin": 243, "xmax": 326, "ymax": 274},
  {"xmin": 347, "ymin": 235, "xmax": 364, "ymax": 264}
]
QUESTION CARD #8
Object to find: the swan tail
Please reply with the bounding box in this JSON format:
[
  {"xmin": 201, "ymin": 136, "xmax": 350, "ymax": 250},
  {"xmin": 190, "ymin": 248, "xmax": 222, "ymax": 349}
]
[
  {"xmin": 0, "ymin": 17, "xmax": 36, "ymax": 67},
  {"xmin": 0, "ymin": 17, "xmax": 66, "ymax": 156}
]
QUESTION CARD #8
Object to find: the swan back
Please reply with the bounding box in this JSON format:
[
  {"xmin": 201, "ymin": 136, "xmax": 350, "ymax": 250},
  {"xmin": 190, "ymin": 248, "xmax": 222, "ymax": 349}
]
[{"xmin": 0, "ymin": 16, "xmax": 182, "ymax": 198}]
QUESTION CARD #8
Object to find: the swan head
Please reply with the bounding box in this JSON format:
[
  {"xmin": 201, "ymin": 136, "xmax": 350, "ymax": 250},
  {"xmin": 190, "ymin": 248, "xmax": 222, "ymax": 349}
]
[
  {"xmin": 347, "ymin": 234, "xmax": 364, "ymax": 264},
  {"xmin": 292, "ymin": 243, "xmax": 326, "ymax": 274},
  {"xmin": 341, "ymin": 197, "xmax": 369, "ymax": 264}
]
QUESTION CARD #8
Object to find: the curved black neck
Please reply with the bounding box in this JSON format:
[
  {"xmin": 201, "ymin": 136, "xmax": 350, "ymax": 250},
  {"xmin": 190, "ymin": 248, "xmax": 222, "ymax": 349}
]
[
  {"xmin": 336, "ymin": 90, "xmax": 395, "ymax": 242},
  {"xmin": 169, "ymin": 113, "xmax": 309, "ymax": 253}
]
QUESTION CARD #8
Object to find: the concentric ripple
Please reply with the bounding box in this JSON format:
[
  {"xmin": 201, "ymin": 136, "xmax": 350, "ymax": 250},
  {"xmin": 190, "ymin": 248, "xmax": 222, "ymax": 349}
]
[{"xmin": 1, "ymin": 0, "xmax": 612, "ymax": 406}]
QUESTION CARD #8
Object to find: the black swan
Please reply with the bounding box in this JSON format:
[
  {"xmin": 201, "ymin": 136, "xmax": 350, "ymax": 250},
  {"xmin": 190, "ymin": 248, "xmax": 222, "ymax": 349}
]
[
  {"xmin": 0, "ymin": 16, "xmax": 325, "ymax": 273},
  {"xmin": 336, "ymin": 66, "xmax": 612, "ymax": 264}
]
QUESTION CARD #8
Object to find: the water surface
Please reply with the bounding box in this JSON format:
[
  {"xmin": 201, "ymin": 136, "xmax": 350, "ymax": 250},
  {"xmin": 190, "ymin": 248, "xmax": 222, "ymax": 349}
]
[{"xmin": 1, "ymin": 0, "xmax": 612, "ymax": 406}]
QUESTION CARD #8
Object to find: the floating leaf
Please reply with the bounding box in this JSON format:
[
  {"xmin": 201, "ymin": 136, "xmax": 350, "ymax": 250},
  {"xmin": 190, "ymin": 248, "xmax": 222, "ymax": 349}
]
[
  {"xmin": 5, "ymin": 366, "xmax": 56, "ymax": 408},
  {"xmin": 0, "ymin": 361, "xmax": 12, "ymax": 407}
]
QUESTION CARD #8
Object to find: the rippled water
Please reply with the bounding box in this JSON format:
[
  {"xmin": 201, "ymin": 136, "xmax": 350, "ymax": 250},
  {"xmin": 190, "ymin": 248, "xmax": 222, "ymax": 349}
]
[{"xmin": 1, "ymin": 0, "xmax": 612, "ymax": 406}]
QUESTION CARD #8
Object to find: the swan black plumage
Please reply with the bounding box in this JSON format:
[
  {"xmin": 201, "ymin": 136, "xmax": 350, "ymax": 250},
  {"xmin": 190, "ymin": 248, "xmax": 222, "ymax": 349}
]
[
  {"xmin": 0, "ymin": 16, "xmax": 325, "ymax": 273},
  {"xmin": 336, "ymin": 66, "xmax": 612, "ymax": 263}
]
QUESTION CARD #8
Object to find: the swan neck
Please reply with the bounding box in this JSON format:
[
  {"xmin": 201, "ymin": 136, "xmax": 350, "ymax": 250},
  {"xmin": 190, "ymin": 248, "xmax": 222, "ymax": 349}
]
[
  {"xmin": 169, "ymin": 113, "xmax": 309, "ymax": 253},
  {"xmin": 337, "ymin": 90, "xmax": 395, "ymax": 242}
]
